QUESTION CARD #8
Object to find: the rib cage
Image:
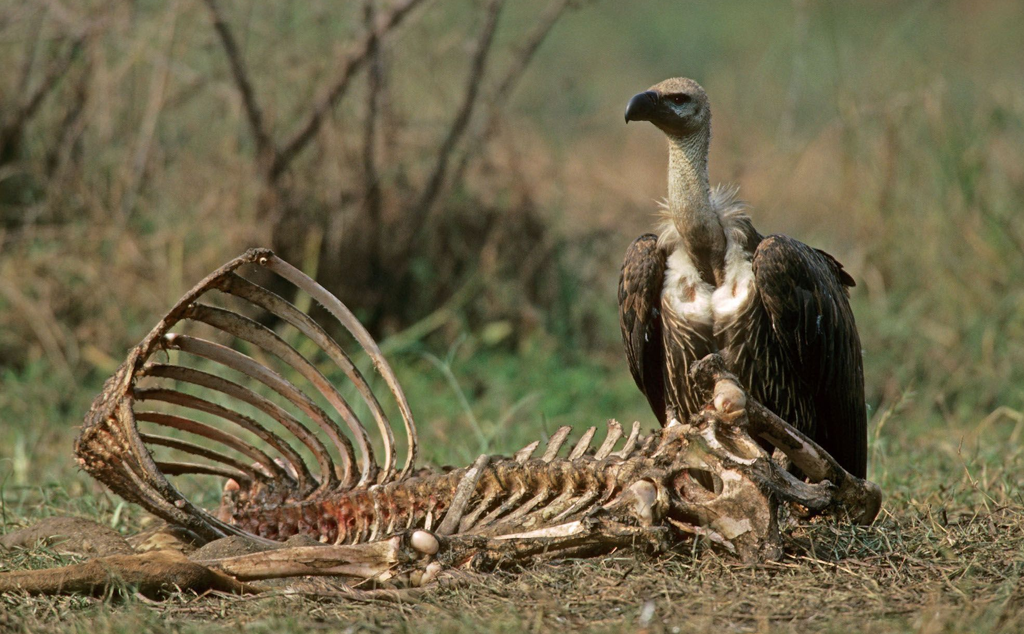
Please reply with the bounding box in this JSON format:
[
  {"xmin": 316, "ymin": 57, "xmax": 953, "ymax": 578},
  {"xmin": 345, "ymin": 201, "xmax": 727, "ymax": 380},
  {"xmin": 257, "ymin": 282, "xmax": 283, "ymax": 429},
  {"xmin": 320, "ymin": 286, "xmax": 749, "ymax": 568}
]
[{"xmin": 75, "ymin": 248, "xmax": 419, "ymax": 542}]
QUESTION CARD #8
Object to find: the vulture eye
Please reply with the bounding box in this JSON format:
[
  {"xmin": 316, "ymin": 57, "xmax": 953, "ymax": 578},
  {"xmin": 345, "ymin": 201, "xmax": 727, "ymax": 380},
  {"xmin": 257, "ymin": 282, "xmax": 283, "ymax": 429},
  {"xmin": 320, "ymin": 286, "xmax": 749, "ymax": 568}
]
[{"xmin": 668, "ymin": 94, "xmax": 693, "ymax": 106}]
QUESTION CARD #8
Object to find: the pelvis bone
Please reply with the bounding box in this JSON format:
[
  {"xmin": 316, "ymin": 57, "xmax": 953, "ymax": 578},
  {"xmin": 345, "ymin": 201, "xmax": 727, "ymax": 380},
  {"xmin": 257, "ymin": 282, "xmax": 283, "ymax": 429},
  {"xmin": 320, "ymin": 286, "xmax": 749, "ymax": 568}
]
[{"xmin": 58, "ymin": 249, "xmax": 880, "ymax": 592}]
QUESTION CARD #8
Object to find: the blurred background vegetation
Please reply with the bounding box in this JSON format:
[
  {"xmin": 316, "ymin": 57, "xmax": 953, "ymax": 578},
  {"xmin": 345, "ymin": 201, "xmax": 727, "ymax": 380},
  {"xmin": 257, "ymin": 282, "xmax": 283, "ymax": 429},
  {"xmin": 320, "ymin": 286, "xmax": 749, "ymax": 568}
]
[{"xmin": 0, "ymin": 0, "xmax": 1022, "ymax": 500}]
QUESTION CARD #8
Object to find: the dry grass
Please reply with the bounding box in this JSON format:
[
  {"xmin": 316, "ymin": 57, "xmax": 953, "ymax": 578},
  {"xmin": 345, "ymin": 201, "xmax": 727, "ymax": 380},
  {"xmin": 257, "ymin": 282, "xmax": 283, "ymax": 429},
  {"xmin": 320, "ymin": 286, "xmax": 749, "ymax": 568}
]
[
  {"xmin": 2, "ymin": 0, "xmax": 1024, "ymax": 631},
  {"xmin": 2, "ymin": 444, "xmax": 1022, "ymax": 633}
]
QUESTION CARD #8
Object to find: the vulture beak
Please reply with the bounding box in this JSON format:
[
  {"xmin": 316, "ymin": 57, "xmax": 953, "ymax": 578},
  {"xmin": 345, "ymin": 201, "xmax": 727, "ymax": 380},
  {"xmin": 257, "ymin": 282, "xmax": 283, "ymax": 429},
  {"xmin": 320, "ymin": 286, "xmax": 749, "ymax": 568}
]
[{"xmin": 624, "ymin": 90, "xmax": 660, "ymax": 123}]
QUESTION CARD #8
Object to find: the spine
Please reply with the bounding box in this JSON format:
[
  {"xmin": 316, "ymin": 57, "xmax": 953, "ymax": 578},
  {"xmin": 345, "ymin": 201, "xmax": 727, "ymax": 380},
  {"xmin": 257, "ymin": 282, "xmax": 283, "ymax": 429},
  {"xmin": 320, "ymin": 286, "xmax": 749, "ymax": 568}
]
[{"xmin": 225, "ymin": 453, "xmax": 652, "ymax": 545}]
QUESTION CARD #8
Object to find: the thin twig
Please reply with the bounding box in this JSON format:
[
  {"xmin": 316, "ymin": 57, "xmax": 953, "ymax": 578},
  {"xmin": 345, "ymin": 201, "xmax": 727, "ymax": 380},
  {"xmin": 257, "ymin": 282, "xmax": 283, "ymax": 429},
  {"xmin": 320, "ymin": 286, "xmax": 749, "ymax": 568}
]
[
  {"xmin": 778, "ymin": 0, "xmax": 810, "ymax": 143},
  {"xmin": 120, "ymin": 1, "xmax": 180, "ymax": 218},
  {"xmin": 16, "ymin": 7, "xmax": 46, "ymax": 100},
  {"xmin": 402, "ymin": 0, "xmax": 506, "ymax": 247},
  {"xmin": 1, "ymin": 34, "xmax": 84, "ymax": 153},
  {"xmin": 362, "ymin": 0, "xmax": 384, "ymax": 247},
  {"xmin": 201, "ymin": 0, "xmax": 274, "ymax": 166},
  {"xmin": 451, "ymin": 0, "xmax": 576, "ymax": 185},
  {"xmin": 44, "ymin": 58, "xmax": 89, "ymax": 178},
  {"xmin": 420, "ymin": 349, "xmax": 488, "ymax": 451},
  {"xmin": 0, "ymin": 277, "xmax": 75, "ymax": 384},
  {"xmin": 378, "ymin": 272, "xmax": 482, "ymax": 355},
  {"xmin": 271, "ymin": 0, "xmax": 430, "ymax": 181}
]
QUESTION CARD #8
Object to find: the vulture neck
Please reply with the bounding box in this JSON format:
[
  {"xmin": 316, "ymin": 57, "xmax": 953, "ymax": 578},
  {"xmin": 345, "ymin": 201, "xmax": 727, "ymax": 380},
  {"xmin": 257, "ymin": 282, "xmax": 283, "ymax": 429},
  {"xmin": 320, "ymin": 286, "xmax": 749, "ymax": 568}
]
[{"xmin": 666, "ymin": 131, "xmax": 725, "ymax": 284}]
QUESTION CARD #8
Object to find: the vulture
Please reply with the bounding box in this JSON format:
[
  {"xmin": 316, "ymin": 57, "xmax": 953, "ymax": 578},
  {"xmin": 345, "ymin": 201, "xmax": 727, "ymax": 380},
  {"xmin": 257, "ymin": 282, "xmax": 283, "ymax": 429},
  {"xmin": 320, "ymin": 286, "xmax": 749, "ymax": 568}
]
[{"xmin": 619, "ymin": 77, "xmax": 867, "ymax": 478}]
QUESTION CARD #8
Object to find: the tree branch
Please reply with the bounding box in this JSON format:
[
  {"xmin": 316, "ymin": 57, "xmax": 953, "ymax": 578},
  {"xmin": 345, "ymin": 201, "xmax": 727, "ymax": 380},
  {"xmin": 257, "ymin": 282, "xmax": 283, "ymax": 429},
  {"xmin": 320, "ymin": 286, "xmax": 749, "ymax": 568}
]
[
  {"xmin": 270, "ymin": 0, "xmax": 430, "ymax": 181},
  {"xmin": 16, "ymin": 8, "xmax": 46, "ymax": 100},
  {"xmin": 45, "ymin": 59, "xmax": 90, "ymax": 178},
  {"xmin": 451, "ymin": 0, "xmax": 577, "ymax": 185},
  {"xmin": 362, "ymin": 0, "xmax": 384, "ymax": 231},
  {"xmin": 1, "ymin": 33, "xmax": 84, "ymax": 159},
  {"xmin": 120, "ymin": 1, "xmax": 180, "ymax": 218},
  {"xmin": 402, "ymin": 0, "xmax": 506, "ymax": 245},
  {"xmin": 201, "ymin": 0, "xmax": 275, "ymax": 166}
]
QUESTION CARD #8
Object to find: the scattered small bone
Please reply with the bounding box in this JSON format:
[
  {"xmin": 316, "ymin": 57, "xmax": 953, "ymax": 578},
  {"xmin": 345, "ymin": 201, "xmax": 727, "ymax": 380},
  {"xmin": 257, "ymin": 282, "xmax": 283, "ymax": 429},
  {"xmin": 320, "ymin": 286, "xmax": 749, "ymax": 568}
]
[
  {"xmin": 410, "ymin": 530, "xmax": 440, "ymax": 555},
  {"xmin": 667, "ymin": 518, "xmax": 736, "ymax": 554},
  {"xmin": 419, "ymin": 561, "xmax": 443, "ymax": 586},
  {"xmin": 639, "ymin": 599, "xmax": 656, "ymax": 627},
  {"xmin": 0, "ymin": 516, "xmax": 133, "ymax": 557},
  {"xmin": 494, "ymin": 520, "xmax": 584, "ymax": 540}
]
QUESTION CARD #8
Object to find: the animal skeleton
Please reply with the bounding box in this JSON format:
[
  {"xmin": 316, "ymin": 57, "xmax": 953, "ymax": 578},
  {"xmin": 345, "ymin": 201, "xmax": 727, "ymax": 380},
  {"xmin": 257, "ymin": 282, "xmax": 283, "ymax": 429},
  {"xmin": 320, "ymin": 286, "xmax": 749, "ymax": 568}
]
[{"xmin": 1, "ymin": 249, "xmax": 880, "ymax": 597}]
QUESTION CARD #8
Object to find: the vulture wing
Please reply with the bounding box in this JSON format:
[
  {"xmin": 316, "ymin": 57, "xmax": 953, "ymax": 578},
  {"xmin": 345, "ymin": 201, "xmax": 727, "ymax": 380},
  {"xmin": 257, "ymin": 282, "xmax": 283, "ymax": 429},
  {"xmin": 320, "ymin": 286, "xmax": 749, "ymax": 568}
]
[
  {"xmin": 618, "ymin": 234, "xmax": 668, "ymax": 426},
  {"xmin": 751, "ymin": 234, "xmax": 867, "ymax": 478}
]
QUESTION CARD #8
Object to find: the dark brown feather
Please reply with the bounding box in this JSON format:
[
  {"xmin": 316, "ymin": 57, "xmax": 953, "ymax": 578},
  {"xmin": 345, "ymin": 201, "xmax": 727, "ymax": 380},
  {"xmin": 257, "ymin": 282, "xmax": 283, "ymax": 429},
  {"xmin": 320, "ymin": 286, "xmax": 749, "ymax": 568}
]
[
  {"xmin": 616, "ymin": 230, "xmax": 867, "ymax": 478},
  {"xmin": 751, "ymin": 235, "xmax": 867, "ymax": 478},
  {"xmin": 618, "ymin": 234, "xmax": 668, "ymax": 425}
]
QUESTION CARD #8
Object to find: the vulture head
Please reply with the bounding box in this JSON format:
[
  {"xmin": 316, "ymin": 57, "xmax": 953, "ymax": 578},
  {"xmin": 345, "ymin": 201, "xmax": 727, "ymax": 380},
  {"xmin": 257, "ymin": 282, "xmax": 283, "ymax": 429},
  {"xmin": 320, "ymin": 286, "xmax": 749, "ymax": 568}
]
[{"xmin": 624, "ymin": 77, "xmax": 710, "ymax": 138}]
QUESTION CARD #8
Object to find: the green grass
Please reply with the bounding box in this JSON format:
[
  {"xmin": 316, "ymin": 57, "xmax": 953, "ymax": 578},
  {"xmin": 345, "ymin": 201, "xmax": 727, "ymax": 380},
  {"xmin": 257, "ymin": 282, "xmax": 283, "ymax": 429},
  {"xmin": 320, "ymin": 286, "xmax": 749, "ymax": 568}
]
[{"xmin": 3, "ymin": 0, "xmax": 1024, "ymax": 631}]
